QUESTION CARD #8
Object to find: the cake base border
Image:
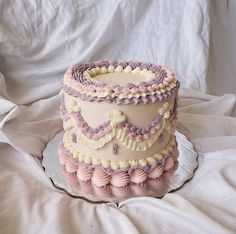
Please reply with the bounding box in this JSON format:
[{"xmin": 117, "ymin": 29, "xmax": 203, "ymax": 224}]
[{"xmin": 42, "ymin": 130, "xmax": 198, "ymax": 203}]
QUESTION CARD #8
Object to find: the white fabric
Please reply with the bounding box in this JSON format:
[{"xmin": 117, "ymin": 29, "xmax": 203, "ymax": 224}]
[{"xmin": 0, "ymin": 0, "xmax": 236, "ymax": 233}]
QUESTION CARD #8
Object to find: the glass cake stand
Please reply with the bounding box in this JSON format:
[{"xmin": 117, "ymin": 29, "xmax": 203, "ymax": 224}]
[{"xmin": 42, "ymin": 131, "xmax": 198, "ymax": 203}]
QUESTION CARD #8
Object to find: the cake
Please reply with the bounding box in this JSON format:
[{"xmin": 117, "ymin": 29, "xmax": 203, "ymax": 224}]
[{"xmin": 59, "ymin": 60, "xmax": 180, "ymax": 189}]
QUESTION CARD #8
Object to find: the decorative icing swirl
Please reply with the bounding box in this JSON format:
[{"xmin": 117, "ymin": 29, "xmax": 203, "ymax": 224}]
[
  {"xmin": 77, "ymin": 165, "xmax": 93, "ymax": 182},
  {"xmin": 92, "ymin": 168, "xmax": 111, "ymax": 187},
  {"xmin": 65, "ymin": 159, "xmax": 78, "ymax": 173},
  {"xmin": 148, "ymin": 164, "xmax": 163, "ymax": 179},
  {"xmin": 59, "ymin": 154, "xmax": 67, "ymax": 166},
  {"xmin": 163, "ymin": 156, "xmax": 175, "ymax": 171},
  {"xmin": 130, "ymin": 168, "xmax": 148, "ymax": 184},
  {"xmin": 110, "ymin": 172, "xmax": 130, "ymax": 187},
  {"xmin": 106, "ymin": 109, "xmax": 127, "ymax": 127}
]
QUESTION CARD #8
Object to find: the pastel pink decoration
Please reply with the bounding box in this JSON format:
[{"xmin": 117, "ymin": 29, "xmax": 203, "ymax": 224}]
[
  {"xmin": 123, "ymin": 127, "xmax": 130, "ymax": 133},
  {"xmin": 77, "ymin": 165, "xmax": 93, "ymax": 182},
  {"xmin": 139, "ymin": 87, "xmax": 147, "ymax": 92},
  {"xmin": 150, "ymin": 129, "xmax": 156, "ymax": 135},
  {"xmin": 65, "ymin": 161, "xmax": 78, "ymax": 173},
  {"xmin": 114, "ymin": 87, "xmax": 121, "ymax": 93},
  {"xmin": 97, "ymin": 86, "xmax": 104, "ymax": 92},
  {"xmin": 143, "ymin": 133, "xmax": 149, "ymax": 140},
  {"xmin": 104, "ymin": 126, "xmax": 112, "ymax": 134},
  {"xmin": 92, "ymin": 168, "xmax": 111, "ymax": 187},
  {"xmin": 163, "ymin": 80, "xmax": 169, "ymax": 86},
  {"xmin": 128, "ymin": 133, "xmax": 133, "ymax": 138},
  {"xmin": 92, "ymin": 134, "xmax": 98, "ymax": 140},
  {"xmin": 59, "ymin": 155, "xmax": 67, "ymax": 165},
  {"xmin": 123, "ymin": 88, "xmax": 130, "ymax": 94},
  {"xmin": 150, "ymin": 86, "xmax": 156, "ymax": 92},
  {"xmin": 105, "ymin": 86, "xmax": 113, "ymax": 92},
  {"xmin": 160, "ymin": 83, "xmax": 165, "ymax": 89},
  {"xmin": 88, "ymin": 86, "xmax": 95, "ymax": 92},
  {"xmin": 135, "ymin": 135, "xmax": 143, "ymax": 142},
  {"xmin": 164, "ymin": 156, "xmax": 175, "ymax": 171},
  {"xmin": 98, "ymin": 132, "xmax": 104, "ymax": 138},
  {"xmin": 152, "ymin": 83, "xmax": 159, "ymax": 89},
  {"xmin": 110, "ymin": 172, "xmax": 130, "ymax": 187},
  {"xmin": 131, "ymin": 87, "xmax": 138, "ymax": 93},
  {"xmin": 148, "ymin": 164, "xmax": 163, "ymax": 179},
  {"xmin": 130, "ymin": 168, "xmax": 148, "ymax": 184}
]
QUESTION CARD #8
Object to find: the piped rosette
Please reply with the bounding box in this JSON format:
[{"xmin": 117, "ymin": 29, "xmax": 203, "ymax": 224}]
[
  {"xmin": 77, "ymin": 165, "xmax": 93, "ymax": 182},
  {"xmin": 148, "ymin": 164, "xmax": 163, "ymax": 179},
  {"xmin": 163, "ymin": 156, "xmax": 175, "ymax": 172},
  {"xmin": 91, "ymin": 168, "xmax": 111, "ymax": 187},
  {"xmin": 110, "ymin": 172, "xmax": 130, "ymax": 187},
  {"xmin": 130, "ymin": 168, "xmax": 148, "ymax": 184}
]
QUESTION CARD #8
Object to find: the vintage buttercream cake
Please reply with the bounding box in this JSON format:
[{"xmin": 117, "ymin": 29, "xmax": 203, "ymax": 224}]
[{"xmin": 59, "ymin": 61, "xmax": 180, "ymax": 188}]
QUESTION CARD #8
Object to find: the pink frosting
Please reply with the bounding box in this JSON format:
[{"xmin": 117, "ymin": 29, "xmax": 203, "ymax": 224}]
[
  {"xmin": 77, "ymin": 165, "xmax": 93, "ymax": 182},
  {"xmin": 130, "ymin": 168, "xmax": 148, "ymax": 184},
  {"xmin": 65, "ymin": 160, "xmax": 78, "ymax": 173},
  {"xmin": 148, "ymin": 164, "xmax": 163, "ymax": 179},
  {"xmin": 59, "ymin": 154, "xmax": 67, "ymax": 165},
  {"xmin": 164, "ymin": 156, "xmax": 175, "ymax": 171},
  {"xmin": 92, "ymin": 168, "xmax": 111, "ymax": 187},
  {"xmin": 110, "ymin": 171, "xmax": 130, "ymax": 187},
  {"xmin": 58, "ymin": 146, "xmax": 67, "ymax": 165}
]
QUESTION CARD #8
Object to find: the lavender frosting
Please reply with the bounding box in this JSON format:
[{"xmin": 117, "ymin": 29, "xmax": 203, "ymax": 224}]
[{"xmin": 62, "ymin": 60, "xmax": 180, "ymax": 105}]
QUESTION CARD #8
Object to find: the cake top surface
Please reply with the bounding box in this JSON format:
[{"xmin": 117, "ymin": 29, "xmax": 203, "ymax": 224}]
[
  {"xmin": 62, "ymin": 60, "xmax": 179, "ymax": 105},
  {"xmin": 92, "ymin": 72, "xmax": 149, "ymax": 86}
]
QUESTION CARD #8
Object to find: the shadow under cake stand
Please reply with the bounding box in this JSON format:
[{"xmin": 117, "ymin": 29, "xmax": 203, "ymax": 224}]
[{"xmin": 42, "ymin": 131, "xmax": 198, "ymax": 203}]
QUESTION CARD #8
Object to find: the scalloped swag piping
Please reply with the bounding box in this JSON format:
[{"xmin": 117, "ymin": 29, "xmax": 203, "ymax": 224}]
[{"xmin": 62, "ymin": 102, "xmax": 176, "ymax": 151}]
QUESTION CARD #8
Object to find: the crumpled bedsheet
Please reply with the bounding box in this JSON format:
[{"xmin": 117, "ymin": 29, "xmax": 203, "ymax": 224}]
[{"xmin": 0, "ymin": 1, "xmax": 236, "ymax": 233}]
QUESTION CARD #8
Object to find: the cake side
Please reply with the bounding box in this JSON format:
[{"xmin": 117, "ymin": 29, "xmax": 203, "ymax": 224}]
[{"xmin": 59, "ymin": 61, "xmax": 179, "ymax": 188}]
